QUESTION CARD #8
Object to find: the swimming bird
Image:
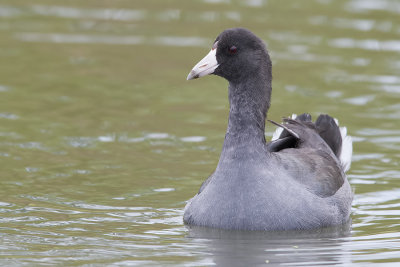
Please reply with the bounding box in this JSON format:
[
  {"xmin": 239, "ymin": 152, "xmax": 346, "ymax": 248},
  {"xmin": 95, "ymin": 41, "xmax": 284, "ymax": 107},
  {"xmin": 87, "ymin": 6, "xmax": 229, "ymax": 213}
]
[{"xmin": 184, "ymin": 28, "xmax": 353, "ymax": 231}]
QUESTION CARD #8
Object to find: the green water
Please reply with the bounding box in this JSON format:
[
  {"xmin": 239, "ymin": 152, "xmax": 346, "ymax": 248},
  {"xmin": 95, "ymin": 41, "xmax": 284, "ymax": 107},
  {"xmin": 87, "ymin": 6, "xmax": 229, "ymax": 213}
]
[{"xmin": 0, "ymin": 0, "xmax": 399, "ymax": 266}]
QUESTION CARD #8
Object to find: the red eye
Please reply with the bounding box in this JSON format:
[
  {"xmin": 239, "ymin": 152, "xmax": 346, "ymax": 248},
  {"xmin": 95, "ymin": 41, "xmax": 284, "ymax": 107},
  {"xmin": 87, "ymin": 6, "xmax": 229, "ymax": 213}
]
[{"xmin": 229, "ymin": 46, "xmax": 237, "ymax": 54}]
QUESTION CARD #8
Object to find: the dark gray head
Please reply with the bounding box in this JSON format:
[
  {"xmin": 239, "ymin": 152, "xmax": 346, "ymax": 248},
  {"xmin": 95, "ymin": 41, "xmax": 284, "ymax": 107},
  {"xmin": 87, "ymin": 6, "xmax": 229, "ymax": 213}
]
[
  {"xmin": 187, "ymin": 28, "xmax": 273, "ymax": 124},
  {"xmin": 187, "ymin": 28, "xmax": 271, "ymax": 84}
]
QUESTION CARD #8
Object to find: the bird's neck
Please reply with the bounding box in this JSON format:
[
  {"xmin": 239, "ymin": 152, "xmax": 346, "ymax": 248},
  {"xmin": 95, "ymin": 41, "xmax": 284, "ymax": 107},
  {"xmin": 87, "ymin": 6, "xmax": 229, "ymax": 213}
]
[{"xmin": 222, "ymin": 73, "xmax": 271, "ymax": 153}]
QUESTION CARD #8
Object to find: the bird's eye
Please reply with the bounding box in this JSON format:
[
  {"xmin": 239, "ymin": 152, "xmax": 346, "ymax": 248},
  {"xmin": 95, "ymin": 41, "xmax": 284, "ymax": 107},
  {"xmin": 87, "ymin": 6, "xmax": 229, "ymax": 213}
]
[{"xmin": 228, "ymin": 46, "xmax": 237, "ymax": 54}]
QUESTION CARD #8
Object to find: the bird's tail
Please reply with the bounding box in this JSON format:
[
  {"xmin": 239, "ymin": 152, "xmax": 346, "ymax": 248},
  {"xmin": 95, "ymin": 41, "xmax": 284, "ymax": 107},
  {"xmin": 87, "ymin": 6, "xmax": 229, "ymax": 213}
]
[{"xmin": 271, "ymin": 113, "xmax": 352, "ymax": 172}]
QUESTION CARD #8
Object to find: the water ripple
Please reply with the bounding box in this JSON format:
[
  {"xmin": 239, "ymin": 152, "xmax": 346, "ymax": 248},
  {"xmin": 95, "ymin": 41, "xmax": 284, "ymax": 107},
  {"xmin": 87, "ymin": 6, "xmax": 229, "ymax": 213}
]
[
  {"xmin": 329, "ymin": 38, "xmax": 400, "ymax": 52},
  {"xmin": 31, "ymin": 5, "xmax": 147, "ymax": 21},
  {"xmin": 15, "ymin": 33, "xmax": 209, "ymax": 47},
  {"xmin": 343, "ymin": 95, "xmax": 375, "ymax": 106},
  {"xmin": 0, "ymin": 113, "xmax": 19, "ymax": 120},
  {"xmin": 15, "ymin": 33, "xmax": 146, "ymax": 45},
  {"xmin": 180, "ymin": 136, "xmax": 207, "ymax": 143},
  {"xmin": 346, "ymin": 0, "xmax": 400, "ymax": 14},
  {"xmin": 350, "ymin": 171, "xmax": 400, "ymax": 180},
  {"xmin": 0, "ymin": 85, "xmax": 10, "ymax": 92}
]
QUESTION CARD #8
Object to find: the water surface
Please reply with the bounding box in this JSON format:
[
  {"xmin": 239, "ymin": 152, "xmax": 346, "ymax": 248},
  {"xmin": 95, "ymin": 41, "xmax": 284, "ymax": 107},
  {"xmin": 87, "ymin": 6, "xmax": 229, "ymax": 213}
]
[{"xmin": 0, "ymin": 0, "xmax": 399, "ymax": 266}]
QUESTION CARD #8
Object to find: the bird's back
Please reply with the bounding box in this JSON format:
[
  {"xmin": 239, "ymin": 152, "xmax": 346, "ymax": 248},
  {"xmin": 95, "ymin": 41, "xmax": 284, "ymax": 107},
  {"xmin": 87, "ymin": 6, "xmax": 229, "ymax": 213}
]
[{"xmin": 184, "ymin": 114, "xmax": 353, "ymax": 231}]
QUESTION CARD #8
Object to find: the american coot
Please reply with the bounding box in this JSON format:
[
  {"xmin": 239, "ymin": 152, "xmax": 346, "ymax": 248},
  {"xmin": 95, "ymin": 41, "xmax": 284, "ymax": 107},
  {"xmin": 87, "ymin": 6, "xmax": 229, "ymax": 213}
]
[{"xmin": 184, "ymin": 28, "xmax": 353, "ymax": 231}]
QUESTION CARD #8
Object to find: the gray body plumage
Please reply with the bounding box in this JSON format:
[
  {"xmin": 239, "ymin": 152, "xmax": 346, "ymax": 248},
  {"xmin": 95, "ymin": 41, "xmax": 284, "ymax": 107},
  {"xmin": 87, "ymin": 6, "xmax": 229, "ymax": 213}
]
[{"xmin": 184, "ymin": 28, "xmax": 353, "ymax": 231}]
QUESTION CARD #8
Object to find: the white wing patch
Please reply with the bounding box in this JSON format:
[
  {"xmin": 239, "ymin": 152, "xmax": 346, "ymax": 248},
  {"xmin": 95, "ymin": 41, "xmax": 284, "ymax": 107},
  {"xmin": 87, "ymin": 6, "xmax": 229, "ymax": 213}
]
[
  {"xmin": 334, "ymin": 119, "xmax": 353, "ymax": 173},
  {"xmin": 271, "ymin": 127, "xmax": 283, "ymax": 141},
  {"xmin": 271, "ymin": 114, "xmax": 297, "ymax": 141},
  {"xmin": 339, "ymin": 126, "xmax": 353, "ymax": 173}
]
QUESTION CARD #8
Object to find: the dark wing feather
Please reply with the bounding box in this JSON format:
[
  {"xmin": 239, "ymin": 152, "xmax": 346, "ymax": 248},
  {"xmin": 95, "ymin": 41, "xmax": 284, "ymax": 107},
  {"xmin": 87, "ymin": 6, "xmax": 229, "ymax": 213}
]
[
  {"xmin": 315, "ymin": 114, "xmax": 342, "ymax": 157},
  {"xmin": 268, "ymin": 113, "xmax": 345, "ymax": 197},
  {"xmin": 267, "ymin": 136, "xmax": 298, "ymax": 152},
  {"xmin": 270, "ymin": 113, "xmax": 343, "ymax": 157}
]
